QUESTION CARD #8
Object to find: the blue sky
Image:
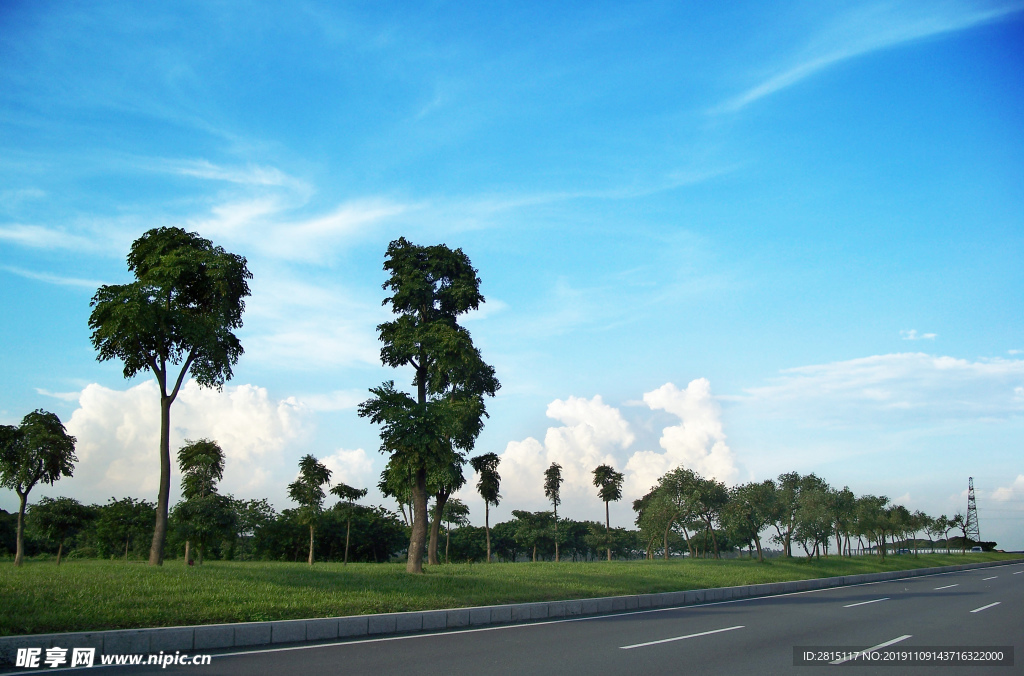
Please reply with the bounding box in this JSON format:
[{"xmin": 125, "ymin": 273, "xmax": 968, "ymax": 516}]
[{"xmin": 2, "ymin": 0, "xmax": 1023, "ymax": 548}]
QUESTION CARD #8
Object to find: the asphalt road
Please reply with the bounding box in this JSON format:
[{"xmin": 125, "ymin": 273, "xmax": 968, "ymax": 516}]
[{"xmin": 69, "ymin": 561, "xmax": 1024, "ymax": 675}]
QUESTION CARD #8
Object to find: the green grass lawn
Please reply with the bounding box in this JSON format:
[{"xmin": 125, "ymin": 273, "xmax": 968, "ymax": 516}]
[{"xmin": 1, "ymin": 552, "xmax": 1017, "ymax": 636}]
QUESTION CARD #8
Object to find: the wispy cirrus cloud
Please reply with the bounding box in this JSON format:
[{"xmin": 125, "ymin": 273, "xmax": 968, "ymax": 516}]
[
  {"xmin": 1, "ymin": 265, "xmax": 105, "ymax": 289},
  {"xmin": 0, "ymin": 224, "xmax": 104, "ymax": 252},
  {"xmin": 729, "ymin": 352, "xmax": 1024, "ymax": 426},
  {"xmin": 716, "ymin": 0, "xmax": 1024, "ymax": 113}
]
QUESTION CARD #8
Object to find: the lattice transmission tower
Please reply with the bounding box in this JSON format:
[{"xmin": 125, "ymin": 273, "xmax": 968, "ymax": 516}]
[{"xmin": 965, "ymin": 477, "xmax": 981, "ymax": 544}]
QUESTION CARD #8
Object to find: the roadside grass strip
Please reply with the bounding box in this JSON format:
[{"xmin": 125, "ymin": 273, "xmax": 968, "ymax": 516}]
[
  {"xmin": 830, "ymin": 635, "xmax": 911, "ymax": 665},
  {"xmin": 2, "ymin": 553, "xmax": 1019, "ymax": 636},
  {"xmin": 969, "ymin": 602, "xmax": 1001, "ymax": 613},
  {"xmin": 619, "ymin": 625, "xmax": 744, "ymax": 650},
  {"xmin": 842, "ymin": 598, "xmax": 889, "ymax": 608},
  {"xmin": 933, "ymin": 584, "xmax": 958, "ymax": 590}
]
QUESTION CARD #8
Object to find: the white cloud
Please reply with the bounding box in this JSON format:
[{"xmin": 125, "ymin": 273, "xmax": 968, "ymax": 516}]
[
  {"xmin": 321, "ymin": 448, "xmax": 374, "ymax": 490},
  {"xmin": 0, "ymin": 224, "xmax": 103, "ymax": 252},
  {"xmin": 190, "ymin": 195, "xmax": 410, "ymax": 263},
  {"xmin": 492, "ymin": 383, "xmax": 740, "ymax": 524},
  {"xmin": 241, "ymin": 273, "xmax": 384, "ymax": 370},
  {"xmin": 625, "ymin": 380, "xmax": 739, "ymax": 496},
  {"xmin": 732, "ymin": 353, "xmax": 1024, "ymax": 425},
  {"xmin": 53, "ymin": 380, "xmax": 306, "ymax": 505},
  {"xmin": 496, "ymin": 395, "xmax": 633, "ymax": 513},
  {"xmin": 901, "ymin": 329, "xmax": 936, "ymax": 340},
  {"xmin": 991, "ymin": 474, "xmax": 1024, "ymax": 502},
  {"xmin": 3, "ymin": 265, "xmax": 105, "ymax": 289},
  {"xmin": 35, "ymin": 387, "xmax": 83, "ymax": 402},
  {"xmin": 171, "ymin": 159, "xmax": 301, "ymax": 189},
  {"xmin": 717, "ymin": 1, "xmax": 1024, "ymax": 113}
]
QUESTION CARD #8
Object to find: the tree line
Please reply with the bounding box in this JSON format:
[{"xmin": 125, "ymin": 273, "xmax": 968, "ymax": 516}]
[{"xmin": 0, "ymin": 227, "xmax": 997, "ymax": 570}]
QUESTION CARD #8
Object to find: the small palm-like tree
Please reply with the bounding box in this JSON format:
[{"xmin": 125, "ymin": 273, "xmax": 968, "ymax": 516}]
[
  {"xmin": 441, "ymin": 498, "xmax": 471, "ymax": 563},
  {"xmin": 543, "ymin": 462, "xmax": 563, "ymax": 562},
  {"xmin": 330, "ymin": 482, "xmax": 368, "ymax": 565},
  {"xmin": 592, "ymin": 464, "xmax": 624, "ymax": 561},
  {"xmin": 469, "ymin": 453, "xmax": 501, "ymax": 562},
  {"xmin": 288, "ymin": 455, "xmax": 332, "ymax": 565}
]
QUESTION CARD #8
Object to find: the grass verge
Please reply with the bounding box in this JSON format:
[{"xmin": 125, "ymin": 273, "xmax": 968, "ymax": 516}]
[{"xmin": 1, "ymin": 552, "xmax": 1018, "ymax": 636}]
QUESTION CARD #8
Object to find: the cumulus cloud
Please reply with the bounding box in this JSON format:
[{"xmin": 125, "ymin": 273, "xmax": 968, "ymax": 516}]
[
  {"xmin": 625, "ymin": 379, "xmax": 738, "ymax": 496},
  {"xmin": 496, "ymin": 395, "xmax": 633, "ymax": 513},
  {"xmin": 492, "ymin": 382, "xmax": 739, "ymax": 523},
  {"xmin": 321, "ymin": 448, "xmax": 374, "ymax": 489},
  {"xmin": 55, "ymin": 380, "xmax": 306, "ymax": 505},
  {"xmin": 991, "ymin": 475, "xmax": 1024, "ymax": 503}
]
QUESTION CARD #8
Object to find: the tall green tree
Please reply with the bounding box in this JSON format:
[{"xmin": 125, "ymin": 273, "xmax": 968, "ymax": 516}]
[
  {"xmin": 0, "ymin": 410, "xmax": 77, "ymax": 566},
  {"xmin": 359, "ymin": 237, "xmax": 499, "ymax": 574},
  {"xmin": 591, "ymin": 464, "xmax": 624, "ymax": 562},
  {"xmin": 469, "ymin": 452, "xmax": 501, "ymax": 563},
  {"xmin": 722, "ymin": 480, "xmax": 776, "ymax": 562},
  {"xmin": 441, "ymin": 498, "xmax": 471, "ymax": 563},
  {"xmin": 28, "ymin": 497, "xmax": 94, "ymax": 565},
  {"xmin": 771, "ymin": 471, "xmax": 801, "ymax": 557},
  {"xmin": 175, "ymin": 438, "xmax": 226, "ymax": 564},
  {"xmin": 88, "ymin": 227, "xmax": 251, "ymax": 566},
  {"xmin": 692, "ymin": 476, "xmax": 728, "ymax": 559},
  {"xmin": 543, "ymin": 462, "xmax": 564, "ymax": 562},
  {"xmin": 329, "ymin": 482, "xmax": 368, "ymax": 565},
  {"xmin": 287, "ymin": 455, "xmax": 332, "ymax": 566}
]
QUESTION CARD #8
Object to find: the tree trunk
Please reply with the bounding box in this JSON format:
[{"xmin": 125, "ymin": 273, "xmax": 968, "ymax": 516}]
[
  {"xmin": 407, "ymin": 467, "xmax": 428, "ymax": 573},
  {"xmin": 754, "ymin": 536, "xmax": 763, "ymax": 563},
  {"xmin": 184, "ymin": 540, "xmax": 191, "ymax": 565},
  {"xmin": 553, "ymin": 506, "xmax": 559, "ymax": 562},
  {"xmin": 56, "ymin": 540, "xmax": 64, "ymax": 566},
  {"xmin": 485, "ymin": 502, "xmax": 491, "ymax": 563},
  {"xmin": 149, "ymin": 394, "xmax": 173, "ymax": 566},
  {"xmin": 344, "ymin": 518, "xmax": 351, "ymax": 565},
  {"xmin": 14, "ymin": 492, "xmax": 26, "ymax": 567},
  {"xmin": 125, "ymin": 536, "xmax": 130, "ymax": 562},
  {"xmin": 308, "ymin": 524, "xmax": 315, "ymax": 566},
  {"xmin": 663, "ymin": 521, "xmax": 672, "ymax": 560},
  {"xmin": 605, "ymin": 501, "xmax": 611, "ymax": 562},
  {"xmin": 705, "ymin": 517, "xmax": 720, "ymax": 559},
  {"xmin": 445, "ymin": 525, "xmax": 451, "ymax": 564},
  {"xmin": 428, "ymin": 490, "xmax": 450, "ymax": 566},
  {"xmin": 198, "ymin": 541, "xmax": 204, "ymax": 565},
  {"xmin": 532, "ymin": 545, "xmax": 536, "ymax": 562}
]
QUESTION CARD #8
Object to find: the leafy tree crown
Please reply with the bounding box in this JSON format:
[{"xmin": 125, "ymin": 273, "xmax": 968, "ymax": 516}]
[{"xmin": 88, "ymin": 226, "xmax": 252, "ymax": 389}]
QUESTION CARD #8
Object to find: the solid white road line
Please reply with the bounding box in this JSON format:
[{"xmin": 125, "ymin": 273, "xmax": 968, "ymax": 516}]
[
  {"xmin": 982, "ymin": 576, "xmax": 998, "ymax": 580},
  {"xmin": 830, "ymin": 635, "xmax": 912, "ymax": 665},
  {"xmin": 843, "ymin": 597, "xmax": 889, "ymax": 608},
  {"xmin": 970, "ymin": 602, "xmax": 1001, "ymax": 613},
  {"xmin": 933, "ymin": 584, "xmax": 959, "ymax": 590},
  {"xmin": 1014, "ymin": 571, "xmax": 1023, "ymax": 575},
  {"xmin": 619, "ymin": 625, "xmax": 744, "ymax": 650}
]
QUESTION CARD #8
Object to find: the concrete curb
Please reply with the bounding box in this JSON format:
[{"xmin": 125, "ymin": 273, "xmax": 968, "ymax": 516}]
[{"xmin": 2, "ymin": 558, "xmax": 1021, "ymax": 664}]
